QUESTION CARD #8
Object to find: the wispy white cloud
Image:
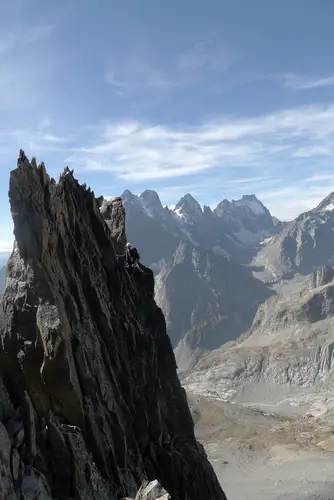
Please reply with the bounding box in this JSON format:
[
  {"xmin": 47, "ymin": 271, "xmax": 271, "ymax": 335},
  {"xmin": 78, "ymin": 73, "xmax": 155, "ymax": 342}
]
[
  {"xmin": 106, "ymin": 59, "xmax": 178, "ymax": 91},
  {"xmin": 283, "ymin": 73, "xmax": 334, "ymax": 90},
  {"xmin": 302, "ymin": 173, "xmax": 334, "ymax": 183},
  {"xmin": 0, "ymin": 240, "xmax": 12, "ymax": 252},
  {"xmin": 0, "ymin": 120, "xmax": 71, "ymax": 170},
  {"xmin": 66, "ymin": 103, "xmax": 334, "ymax": 182},
  {"xmin": 3, "ymin": 103, "xmax": 334, "ymax": 222},
  {"xmin": 0, "ymin": 24, "xmax": 52, "ymax": 52},
  {"xmin": 106, "ymin": 32, "xmax": 235, "ymax": 93},
  {"xmin": 293, "ymin": 145, "xmax": 331, "ymax": 158},
  {"xmin": 178, "ymin": 31, "xmax": 236, "ymax": 72},
  {"xmin": 260, "ymin": 184, "xmax": 334, "ymax": 221},
  {"xmin": 0, "ymin": 22, "xmax": 56, "ymax": 110},
  {"xmin": 222, "ymin": 175, "xmax": 271, "ymax": 185}
]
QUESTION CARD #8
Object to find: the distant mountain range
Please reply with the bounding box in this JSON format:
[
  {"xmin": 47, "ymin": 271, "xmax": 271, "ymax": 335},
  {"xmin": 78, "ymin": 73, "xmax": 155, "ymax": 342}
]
[
  {"xmin": 122, "ymin": 188, "xmax": 334, "ymax": 370},
  {"xmin": 122, "ymin": 190, "xmax": 279, "ymax": 271}
]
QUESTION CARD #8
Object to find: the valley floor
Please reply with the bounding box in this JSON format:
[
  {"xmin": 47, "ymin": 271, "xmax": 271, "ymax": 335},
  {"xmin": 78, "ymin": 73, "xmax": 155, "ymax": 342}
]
[{"xmin": 189, "ymin": 394, "xmax": 334, "ymax": 500}]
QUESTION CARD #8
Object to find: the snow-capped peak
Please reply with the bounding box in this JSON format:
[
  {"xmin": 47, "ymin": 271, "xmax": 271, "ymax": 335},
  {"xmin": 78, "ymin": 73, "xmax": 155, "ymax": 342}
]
[
  {"xmin": 234, "ymin": 194, "xmax": 266, "ymax": 216},
  {"xmin": 314, "ymin": 191, "xmax": 334, "ymax": 213},
  {"xmin": 215, "ymin": 194, "xmax": 267, "ymax": 217},
  {"xmin": 174, "ymin": 194, "xmax": 203, "ymax": 223}
]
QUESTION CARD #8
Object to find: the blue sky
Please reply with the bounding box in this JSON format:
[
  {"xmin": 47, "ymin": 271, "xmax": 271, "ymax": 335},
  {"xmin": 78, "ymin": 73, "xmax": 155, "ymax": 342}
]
[{"xmin": 1, "ymin": 0, "xmax": 334, "ymax": 250}]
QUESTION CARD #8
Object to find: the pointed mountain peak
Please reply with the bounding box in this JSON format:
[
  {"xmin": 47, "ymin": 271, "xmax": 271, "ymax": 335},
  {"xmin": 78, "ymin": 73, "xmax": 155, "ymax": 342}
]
[
  {"xmin": 314, "ymin": 191, "xmax": 334, "ymax": 212},
  {"xmin": 121, "ymin": 189, "xmax": 137, "ymax": 201},
  {"xmin": 140, "ymin": 189, "xmax": 163, "ymax": 207},
  {"xmin": 203, "ymin": 205, "xmax": 213, "ymax": 216},
  {"xmin": 215, "ymin": 198, "xmax": 232, "ymax": 212},
  {"xmin": 139, "ymin": 190, "xmax": 164, "ymax": 218},
  {"xmin": 174, "ymin": 194, "xmax": 203, "ymax": 222}
]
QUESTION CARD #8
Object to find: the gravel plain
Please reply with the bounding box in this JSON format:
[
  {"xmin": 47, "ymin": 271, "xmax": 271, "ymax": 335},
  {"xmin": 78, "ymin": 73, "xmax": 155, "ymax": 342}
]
[{"xmin": 189, "ymin": 394, "xmax": 334, "ymax": 500}]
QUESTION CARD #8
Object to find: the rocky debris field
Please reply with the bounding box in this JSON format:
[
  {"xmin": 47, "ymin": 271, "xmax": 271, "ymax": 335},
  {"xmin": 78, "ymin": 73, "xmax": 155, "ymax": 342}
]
[{"xmin": 189, "ymin": 393, "xmax": 334, "ymax": 500}]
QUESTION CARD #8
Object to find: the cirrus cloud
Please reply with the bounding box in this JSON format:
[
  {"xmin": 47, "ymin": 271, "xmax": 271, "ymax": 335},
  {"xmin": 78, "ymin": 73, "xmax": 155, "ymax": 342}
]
[{"xmin": 66, "ymin": 102, "xmax": 334, "ymax": 182}]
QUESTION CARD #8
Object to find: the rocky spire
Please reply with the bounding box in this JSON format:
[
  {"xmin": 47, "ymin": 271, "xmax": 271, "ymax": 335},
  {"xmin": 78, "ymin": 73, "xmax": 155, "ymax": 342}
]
[
  {"xmin": 100, "ymin": 196, "xmax": 127, "ymax": 254},
  {"xmin": 0, "ymin": 151, "xmax": 226, "ymax": 499}
]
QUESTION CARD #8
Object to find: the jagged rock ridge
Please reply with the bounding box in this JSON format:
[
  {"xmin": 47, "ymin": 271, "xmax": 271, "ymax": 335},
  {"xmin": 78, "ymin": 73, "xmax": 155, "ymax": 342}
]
[
  {"xmin": 254, "ymin": 191, "xmax": 334, "ymax": 280},
  {"xmin": 122, "ymin": 190, "xmax": 280, "ymax": 270},
  {"xmin": 0, "ymin": 151, "xmax": 226, "ymax": 499}
]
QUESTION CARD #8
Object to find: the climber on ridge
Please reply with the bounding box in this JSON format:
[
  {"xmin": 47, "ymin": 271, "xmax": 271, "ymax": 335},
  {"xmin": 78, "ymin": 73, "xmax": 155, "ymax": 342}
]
[{"xmin": 125, "ymin": 242, "xmax": 140, "ymax": 268}]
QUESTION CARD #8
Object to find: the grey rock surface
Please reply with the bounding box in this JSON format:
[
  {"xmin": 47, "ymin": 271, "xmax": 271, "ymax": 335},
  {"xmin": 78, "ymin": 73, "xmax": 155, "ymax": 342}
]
[
  {"xmin": 100, "ymin": 196, "xmax": 127, "ymax": 255},
  {"xmin": 0, "ymin": 265, "xmax": 5, "ymax": 294},
  {"xmin": 122, "ymin": 189, "xmax": 280, "ymax": 358},
  {"xmin": 254, "ymin": 191, "xmax": 334, "ymax": 280},
  {"xmin": 0, "ymin": 150, "xmax": 226, "ymax": 500},
  {"xmin": 155, "ymin": 241, "xmax": 273, "ymax": 356},
  {"xmin": 184, "ymin": 266, "xmax": 334, "ymax": 412},
  {"xmin": 135, "ymin": 480, "xmax": 171, "ymax": 499}
]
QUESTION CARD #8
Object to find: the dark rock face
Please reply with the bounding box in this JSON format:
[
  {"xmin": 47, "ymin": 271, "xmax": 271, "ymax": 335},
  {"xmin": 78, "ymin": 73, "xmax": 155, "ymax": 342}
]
[
  {"xmin": 0, "ymin": 266, "xmax": 5, "ymax": 294},
  {"xmin": 0, "ymin": 151, "xmax": 226, "ymax": 499},
  {"xmin": 100, "ymin": 196, "xmax": 127, "ymax": 255}
]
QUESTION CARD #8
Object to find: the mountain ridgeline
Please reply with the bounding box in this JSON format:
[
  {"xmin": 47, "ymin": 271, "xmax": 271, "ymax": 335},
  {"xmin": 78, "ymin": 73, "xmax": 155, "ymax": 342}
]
[
  {"xmin": 122, "ymin": 190, "xmax": 279, "ymax": 270},
  {"xmin": 122, "ymin": 189, "xmax": 280, "ymax": 363},
  {"xmin": 254, "ymin": 192, "xmax": 334, "ymax": 279},
  {"xmin": 0, "ymin": 151, "xmax": 226, "ymax": 500},
  {"xmin": 122, "ymin": 186, "xmax": 334, "ymax": 370}
]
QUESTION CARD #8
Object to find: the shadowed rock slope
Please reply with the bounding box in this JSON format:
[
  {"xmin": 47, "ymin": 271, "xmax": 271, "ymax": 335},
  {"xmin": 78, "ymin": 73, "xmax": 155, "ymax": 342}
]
[
  {"xmin": 155, "ymin": 241, "xmax": 273, "ymax": 364},
  {"xmin": 0, "ymin": 151, "xmax": 226, "ymax": 500}
]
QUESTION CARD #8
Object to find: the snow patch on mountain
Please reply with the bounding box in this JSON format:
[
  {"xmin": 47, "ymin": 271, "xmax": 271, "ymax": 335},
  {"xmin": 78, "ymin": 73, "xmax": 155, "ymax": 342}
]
[
  {"xmin": 260, "ymin": 236, "xmax": 275, "ymax": 245},
  {"xmin": 174, "ymin": 194, "xmax": 203, "ymax": 223},
  {"xmin": 236, "ymin": 228, "xmax": 275, "ymax": 246},
  {"xmin": 234, "ymin": 198, "xmax": 266, "ymax": 216},
  {"xmin": 312, "ymin": 214, "xmax": 326, "ymax": 224}
]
